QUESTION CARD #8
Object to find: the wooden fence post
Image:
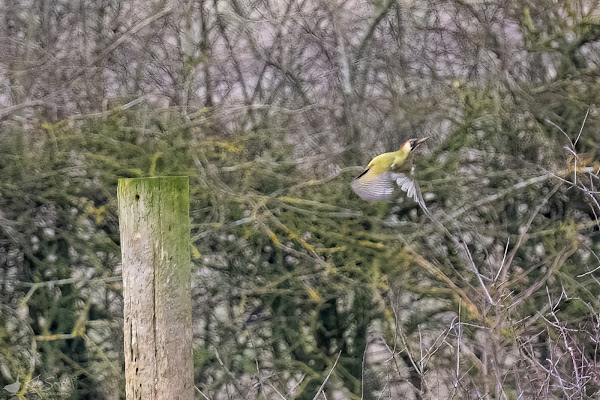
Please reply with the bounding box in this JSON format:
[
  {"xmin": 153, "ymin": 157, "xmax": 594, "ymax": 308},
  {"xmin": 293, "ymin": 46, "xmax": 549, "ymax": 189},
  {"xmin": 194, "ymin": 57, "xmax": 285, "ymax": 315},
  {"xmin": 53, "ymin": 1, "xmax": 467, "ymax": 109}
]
[{"xmin": 118, "ymin": 177, "xmax": 193, "ymax": 400}]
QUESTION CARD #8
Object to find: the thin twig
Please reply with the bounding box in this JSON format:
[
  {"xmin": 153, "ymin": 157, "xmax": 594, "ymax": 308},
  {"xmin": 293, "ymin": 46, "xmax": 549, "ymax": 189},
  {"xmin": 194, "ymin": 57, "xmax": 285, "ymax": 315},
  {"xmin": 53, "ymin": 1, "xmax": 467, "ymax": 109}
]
[
  {"xmin": 268, "ymin": 383, "xmax": 288, "ymax": 400},
  {"xmin": 448, "ymin": 173, "xmax": 555, "ymax": 220},
  {"xmin": 498, "ymin": 183, "xmax": 562, "ymax": 289},
  {"xmin": 312, "ymin": 351, "xmax": 342, "ymax": 400},
  {"xmin": 577, "ymin": 264, "xmax": 600, "ymax": 278},
  {"xmin": 287, "ymin": 374, "xmax": 306, "ymax": 397},
  {"xmin": 574, "ymin": 106, "xmax": 590, "ymax": 147},
  {"xmin": 214, "ymin": 348, "xmax": 247, "ymax": 398},
  {"xmin": 360, "ymin": 339, "xmax": 368, "ymax": 400},
  {"xmin": 494, "ymin": 238, "xmax": 510, "ymax": 283},
  {"xmin": 509, "ymin": 245, "xmax": 576, "ymax": 309},
  {"xmin": 455, "ymin": 300, "xmax": 462, "ymax": 388},
  {"xmin": 545, "ymin": 119, "xmax": 573, "ymax": 147},
  {"xmin": 195, "ymin": 385, "xmax": 212, "ymax": 400}
]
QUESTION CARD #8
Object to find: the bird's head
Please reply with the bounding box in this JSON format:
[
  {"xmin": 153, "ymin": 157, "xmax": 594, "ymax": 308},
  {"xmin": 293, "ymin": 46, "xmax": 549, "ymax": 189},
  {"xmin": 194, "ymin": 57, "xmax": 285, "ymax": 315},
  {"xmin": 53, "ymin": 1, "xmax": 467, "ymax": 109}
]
[{"xmin": 400, "ymin": 137, "xmax": 429, "ymax": 153}]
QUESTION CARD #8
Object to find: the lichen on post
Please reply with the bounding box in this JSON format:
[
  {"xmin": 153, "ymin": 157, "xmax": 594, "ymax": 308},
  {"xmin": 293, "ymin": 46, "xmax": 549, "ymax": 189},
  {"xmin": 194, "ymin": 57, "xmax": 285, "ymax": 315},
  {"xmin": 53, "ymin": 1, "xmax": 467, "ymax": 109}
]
[{"xmin": 117, "ymin": 177, "xmax": 192, "ymax": 400}]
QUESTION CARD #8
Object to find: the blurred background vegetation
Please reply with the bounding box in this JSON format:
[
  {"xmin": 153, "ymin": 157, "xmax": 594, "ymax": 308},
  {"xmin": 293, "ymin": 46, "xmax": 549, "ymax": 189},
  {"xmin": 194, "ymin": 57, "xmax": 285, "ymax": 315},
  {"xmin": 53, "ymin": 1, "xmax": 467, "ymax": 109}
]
[{"xmin": 1, "ymin": 0, "xmax": 600, "ymax": 398}]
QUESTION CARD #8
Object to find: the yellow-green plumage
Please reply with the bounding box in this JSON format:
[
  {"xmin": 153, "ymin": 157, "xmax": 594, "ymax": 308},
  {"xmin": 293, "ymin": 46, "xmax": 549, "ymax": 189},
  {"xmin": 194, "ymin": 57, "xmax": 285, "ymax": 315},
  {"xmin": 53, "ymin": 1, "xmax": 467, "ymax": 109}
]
[{"xmin": 351, "ymin": 138, "xmax": 429, "ymax": 210}]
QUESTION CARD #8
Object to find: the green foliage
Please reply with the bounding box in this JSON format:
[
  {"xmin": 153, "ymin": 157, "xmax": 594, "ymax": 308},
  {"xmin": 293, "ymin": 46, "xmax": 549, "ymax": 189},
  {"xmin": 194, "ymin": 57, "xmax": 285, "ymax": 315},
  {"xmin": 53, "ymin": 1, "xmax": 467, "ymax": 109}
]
[
  {"xmin": 0, "ymin": 113, "xmax": 201, "ymax": 398},
  {"xmin": 2, "ymin": 1, "xmax": 600, "ymax": 398},
  {"xmin": 2, "ymin": 98, "xmax": 600, "ymax": 398}
]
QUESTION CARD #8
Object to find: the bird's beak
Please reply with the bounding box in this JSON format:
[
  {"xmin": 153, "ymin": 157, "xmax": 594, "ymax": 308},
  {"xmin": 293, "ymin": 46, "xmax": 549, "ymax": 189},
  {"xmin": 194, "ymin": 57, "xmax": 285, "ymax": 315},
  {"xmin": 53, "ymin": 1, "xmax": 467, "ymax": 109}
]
[{"xmin": 411, "ymin": 137, "xmax": 429, "ymax": 150}]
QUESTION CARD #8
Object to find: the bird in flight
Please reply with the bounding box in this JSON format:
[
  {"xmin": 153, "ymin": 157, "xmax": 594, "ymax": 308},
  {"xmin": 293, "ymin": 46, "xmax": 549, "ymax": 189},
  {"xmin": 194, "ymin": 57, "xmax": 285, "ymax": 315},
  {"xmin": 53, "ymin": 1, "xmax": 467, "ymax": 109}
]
[{"xmin": 351, "ymin": 137, "xmax": 429, "ymax": 212}]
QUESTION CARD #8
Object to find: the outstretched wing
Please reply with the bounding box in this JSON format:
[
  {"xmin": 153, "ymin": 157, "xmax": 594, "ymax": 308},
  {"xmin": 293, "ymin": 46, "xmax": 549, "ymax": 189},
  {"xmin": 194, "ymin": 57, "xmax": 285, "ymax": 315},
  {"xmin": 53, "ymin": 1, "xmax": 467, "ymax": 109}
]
[
  {"xmin": 351, "ymin": 168, "xmax": 396, "ymax": 202},
  {"xmin": 351, "ymin": 165, "xmax": 429, "ymax": 212},
  {"xmin": 392, "ymin": 172, "xmax": 429, "ymax": 214}
]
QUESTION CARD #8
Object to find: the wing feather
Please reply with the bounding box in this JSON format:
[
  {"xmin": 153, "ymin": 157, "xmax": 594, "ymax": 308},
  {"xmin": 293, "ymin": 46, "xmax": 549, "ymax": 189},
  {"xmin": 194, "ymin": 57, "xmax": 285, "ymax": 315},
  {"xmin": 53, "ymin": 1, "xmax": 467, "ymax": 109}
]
[
  {"xmin": 351, "ymin": 170, "xmax": 396, "ymax": 202},
  {"xmin": 392, "ymin": 172, "xmax": 429, "ymax": 213},
  {"xmin": 351, "ymin": 167, "xmax": 429, "ymax": 213}
]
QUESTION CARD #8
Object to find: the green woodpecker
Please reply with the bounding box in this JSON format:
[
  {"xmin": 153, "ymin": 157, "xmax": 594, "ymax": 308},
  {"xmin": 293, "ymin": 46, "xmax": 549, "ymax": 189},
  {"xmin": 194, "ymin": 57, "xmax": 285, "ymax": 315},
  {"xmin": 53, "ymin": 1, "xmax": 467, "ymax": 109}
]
[{"xmin": 351, "ymin": 137, "xmax": 429, "ymax": 209}]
